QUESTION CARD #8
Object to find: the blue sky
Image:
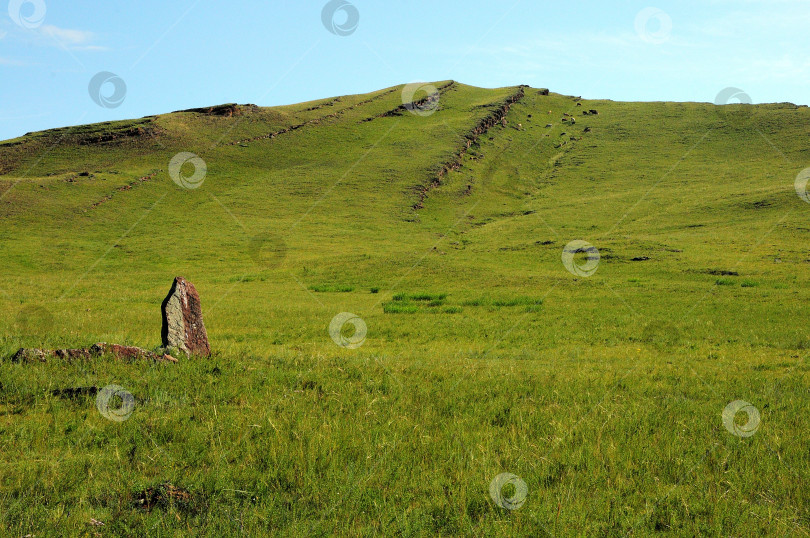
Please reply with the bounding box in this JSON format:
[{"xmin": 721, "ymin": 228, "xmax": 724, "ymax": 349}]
[{"xmin": 1, "ymin": 0, "xmax": 808, "ymax": 141}]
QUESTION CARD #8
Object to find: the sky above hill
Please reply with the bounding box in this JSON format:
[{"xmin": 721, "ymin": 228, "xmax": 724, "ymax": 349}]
[{"xmin": 0, "ymin": 0, "xmax": 808, "ymax": 141}]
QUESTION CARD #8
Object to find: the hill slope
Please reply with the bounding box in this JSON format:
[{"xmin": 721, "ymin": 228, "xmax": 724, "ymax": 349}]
[
  {"xmin": 0, "ymin": 82, "xmax": 808, "ymax": 535},
  {"xmin": 2, "ymin": 81, "xmax": 809, "ymax": 355}
]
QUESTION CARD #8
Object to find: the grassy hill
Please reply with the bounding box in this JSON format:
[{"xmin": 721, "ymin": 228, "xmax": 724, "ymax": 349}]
[{"xmin": 1, "ymin": 81, "xmax": 808, "ymax": 535}]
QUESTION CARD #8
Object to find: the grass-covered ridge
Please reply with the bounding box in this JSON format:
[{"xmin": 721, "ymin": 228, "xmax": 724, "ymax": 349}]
[{"xmin": 1, "ymin": 81, "xmax": 809, "ymax": 535}]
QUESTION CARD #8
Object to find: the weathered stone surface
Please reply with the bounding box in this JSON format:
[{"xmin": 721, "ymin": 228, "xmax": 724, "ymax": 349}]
[
  {"xmin": 11, "ymin": 348, "xmax": 48, "ymax": 362},
  {"xmin": 161, "ymin": 277, "xmax": 210, "ymax": 357},
  {"xmin": 10, "ymin": 344, "xmax": 177, "ymax": 363},
  {"xmin": 91, "ymin": 343, "xmax": 178, "ymax": 363}
]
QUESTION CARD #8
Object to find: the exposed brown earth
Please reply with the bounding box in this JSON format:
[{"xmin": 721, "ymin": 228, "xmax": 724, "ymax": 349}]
[{"xmin": 134, "ymin": 483, "xmax": 196, "ymax": 512}]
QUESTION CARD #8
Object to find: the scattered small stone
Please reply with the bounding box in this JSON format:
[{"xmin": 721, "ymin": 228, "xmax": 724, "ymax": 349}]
[
  {"xmin": 134, "ymin": 483, "xmax": 193, "ymax": 511},
  {"xmin": 51, "ymin": 386, "xmax": 99, "ymax": 398}
]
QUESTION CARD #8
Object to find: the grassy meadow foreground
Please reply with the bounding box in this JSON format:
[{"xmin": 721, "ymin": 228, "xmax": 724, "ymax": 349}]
[{"xmin": 0, "ymin": 82, "xmax": 808, "ymax": 535}]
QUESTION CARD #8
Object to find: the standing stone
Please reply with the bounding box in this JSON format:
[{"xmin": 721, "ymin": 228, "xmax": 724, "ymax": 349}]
[{"xmin": 161, "ymin": 277, "xmax": 210, "ymax": 357}]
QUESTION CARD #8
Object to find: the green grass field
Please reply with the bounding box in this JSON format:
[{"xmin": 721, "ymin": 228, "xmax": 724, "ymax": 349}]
[{"xmin": 1, "ymin": 81, "xmax": 808, "ymax": 536}]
